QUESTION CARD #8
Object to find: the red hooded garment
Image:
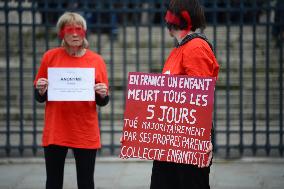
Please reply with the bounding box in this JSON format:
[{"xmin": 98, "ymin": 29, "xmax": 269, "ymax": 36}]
[{"xmin": 162, "ymin": 37, "xmax": 219, "ymax": 78}]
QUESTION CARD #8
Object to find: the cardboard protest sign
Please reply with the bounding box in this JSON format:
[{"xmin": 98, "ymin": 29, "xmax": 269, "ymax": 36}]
[{"xmin": 120, "ymin": 72, "xmax": 216, "ymax": 166}]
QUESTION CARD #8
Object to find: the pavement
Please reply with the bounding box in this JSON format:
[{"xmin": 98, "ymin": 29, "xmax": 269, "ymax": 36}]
[{"xmin": 0, "ymin": 157, "xmax": 284, "ymax": 189}]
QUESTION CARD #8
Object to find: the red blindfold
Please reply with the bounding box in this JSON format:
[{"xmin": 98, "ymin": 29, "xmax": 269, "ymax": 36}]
[
  {"xmin": 59, "ymin": 25, "xmax": 86, "ymax": 39},
  {"xmin": 164, "ymin": 10, "xmax": 192, "ymax": 35},
  {"xmin": 165, "ymin": 10, "xmax": 181, "ymax": 25}
]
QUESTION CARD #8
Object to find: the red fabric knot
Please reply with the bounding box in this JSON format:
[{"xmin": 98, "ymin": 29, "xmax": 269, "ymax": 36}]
[
  {"xmin": 180, "ymin": 11, "xmax": 192, "ymax": 38},
  {"xmin": 181, "ymin": 11, "xmax": 192, "ymax": 32}
]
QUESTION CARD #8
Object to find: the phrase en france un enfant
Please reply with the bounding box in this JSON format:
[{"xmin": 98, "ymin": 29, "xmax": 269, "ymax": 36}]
[{"xmin": 121, "ymin": 74, "xmax": 214, "ymax": 165}]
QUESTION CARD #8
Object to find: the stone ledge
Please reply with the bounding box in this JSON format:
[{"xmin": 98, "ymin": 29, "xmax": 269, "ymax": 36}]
[{"xmin": 1, "ymin": 156, "xmax": 283, "ymax": 165}]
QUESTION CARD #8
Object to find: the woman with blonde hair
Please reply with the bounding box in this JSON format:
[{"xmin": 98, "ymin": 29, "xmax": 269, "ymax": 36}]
[{"xmin": 34, "ymin": 12, "xmax": 109, "ymax": 189}]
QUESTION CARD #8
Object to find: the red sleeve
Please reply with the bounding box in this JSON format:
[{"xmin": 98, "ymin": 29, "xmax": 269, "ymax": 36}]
[
  {"xmin": 33, "ymin": 52, "xmax": 48, "ymax": 86},
  {"xmin": 182, "ymin": 46, "xmax": 219, "ymax": 78}
]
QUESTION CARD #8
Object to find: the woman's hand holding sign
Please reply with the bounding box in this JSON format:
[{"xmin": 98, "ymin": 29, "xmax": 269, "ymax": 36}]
[
  {"xmin": 36, "ymin": 78, "xmax": 48, "ymax": 96},
  {"xmin": 95, "ymin": 83, "xmax": 108, "ymax": 98},
  {"xmin": 199, "ymin": 141, "xmax": 213, "ymax": 168}
]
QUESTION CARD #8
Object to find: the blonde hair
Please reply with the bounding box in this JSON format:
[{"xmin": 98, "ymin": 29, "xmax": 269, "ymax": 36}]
[{"xmin": 56, "ymin": 12, "xmax": 89, "ymax": 48}]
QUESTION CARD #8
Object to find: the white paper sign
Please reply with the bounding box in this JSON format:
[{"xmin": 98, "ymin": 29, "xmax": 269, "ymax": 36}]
[{"xmin": 48, "ymin": 68, "xmax": 95, "ymax": 101}]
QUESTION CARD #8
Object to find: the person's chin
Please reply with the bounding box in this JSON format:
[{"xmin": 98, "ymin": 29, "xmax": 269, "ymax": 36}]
[{"xmin": 70, "ymin": 43, "xmax": 82, "ymax": 47}]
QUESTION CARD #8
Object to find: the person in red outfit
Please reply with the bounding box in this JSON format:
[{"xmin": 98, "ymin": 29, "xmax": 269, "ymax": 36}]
[
  {"xmin": 34, "ymin": 12, "xmax": 109, "ymax": 189},
  {"xmin": 150, "ymin": 1, "xmax": 219, "ymax": 189}
]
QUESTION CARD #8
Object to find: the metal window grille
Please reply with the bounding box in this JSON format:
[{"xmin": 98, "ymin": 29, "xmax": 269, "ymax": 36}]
[{"xmin": 0, "ymin": 0, "xmax": 283, "ymax": 158}]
